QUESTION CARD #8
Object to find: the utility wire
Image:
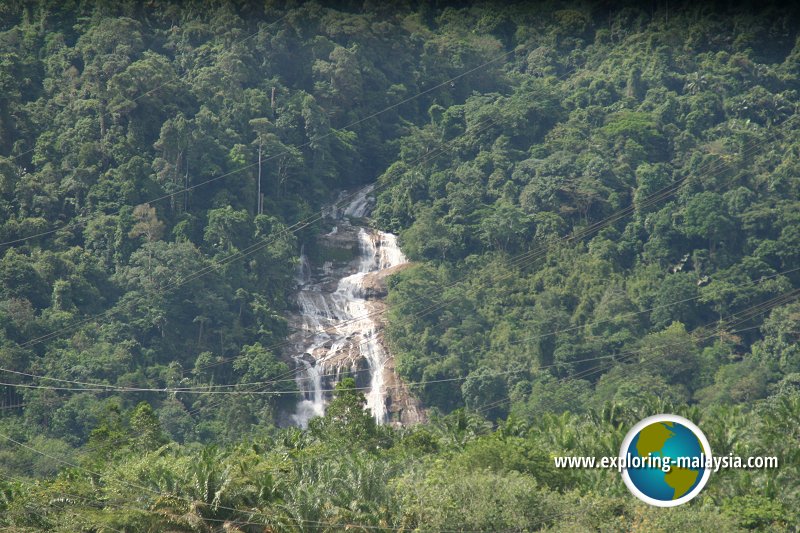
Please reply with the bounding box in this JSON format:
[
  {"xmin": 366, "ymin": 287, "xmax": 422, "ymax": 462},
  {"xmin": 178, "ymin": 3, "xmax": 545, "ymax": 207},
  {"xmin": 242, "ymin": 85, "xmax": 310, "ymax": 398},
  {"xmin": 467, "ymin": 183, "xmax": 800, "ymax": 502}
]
[
  {"xmin": 4, "ymin": 47, "xmax": 798, "ymax": 427},
  {"xmin": 46, "ymin": 110, "xmax": 800, "ymax": 409},
  {"xmin": 2, "ymin": 295, "xmax": 796, "ymax": 397},
  {"xmin": 474, "ymin": 288, "xmax": 800, "ymax": 418},
  {"xmin": 1, "ymin": 291, "xmax": 795, "ymax": 533},
  {"xmin": 192, "ymin": 111, "xmax": 800, "ymax": 379},
  {"xmin": 4, "ymin": 113, "xmax": 795, "ymax": 427},
  {"xmin": 13, "ymin": 117, "xmax": 497, "ymax": 351},
  {"xmin": 3, "ymin": 264, "xmax": 796, "ymax": 394},
  {"xmin": 5, "ymin": 43, "xmax": 582, "ymax": 374},
  {"xmin": 187, "ymin": 110, "xmax": 800, "ymax": 399}
]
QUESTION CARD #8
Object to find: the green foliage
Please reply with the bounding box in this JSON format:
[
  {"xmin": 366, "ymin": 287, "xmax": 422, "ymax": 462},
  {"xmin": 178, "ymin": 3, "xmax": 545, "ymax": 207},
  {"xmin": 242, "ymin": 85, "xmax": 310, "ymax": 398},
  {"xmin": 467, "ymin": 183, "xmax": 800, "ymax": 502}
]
[
  {"xmin": 128, "ymin": 401, "xmax": 168, "ymax": 451},
  {"xmin": 309, "ymin": 377, "xmax": 378, "ymax": 447},
  {"xmin": 395, "ymin": 464, "xmax": 562, "ymax": 531},
  {"xmin": 1, "ymin": 2, "xmax": 799, "ymax": 530}
]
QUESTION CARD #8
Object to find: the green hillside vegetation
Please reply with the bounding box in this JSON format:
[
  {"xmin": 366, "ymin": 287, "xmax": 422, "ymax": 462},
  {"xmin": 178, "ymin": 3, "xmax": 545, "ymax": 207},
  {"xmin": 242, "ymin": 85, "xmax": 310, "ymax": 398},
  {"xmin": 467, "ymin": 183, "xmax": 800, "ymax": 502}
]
[{"xmin": 1, "ymin": 1, "xmax": 799, "ymax": 530}]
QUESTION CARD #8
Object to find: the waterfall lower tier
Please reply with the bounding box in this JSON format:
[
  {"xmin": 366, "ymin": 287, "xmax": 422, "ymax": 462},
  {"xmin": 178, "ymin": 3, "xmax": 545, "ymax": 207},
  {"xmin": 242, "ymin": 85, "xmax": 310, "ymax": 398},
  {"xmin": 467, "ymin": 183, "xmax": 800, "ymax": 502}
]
[{"xmin": 287, "ymin": 186, "xmax": 424, "ymax": 427}]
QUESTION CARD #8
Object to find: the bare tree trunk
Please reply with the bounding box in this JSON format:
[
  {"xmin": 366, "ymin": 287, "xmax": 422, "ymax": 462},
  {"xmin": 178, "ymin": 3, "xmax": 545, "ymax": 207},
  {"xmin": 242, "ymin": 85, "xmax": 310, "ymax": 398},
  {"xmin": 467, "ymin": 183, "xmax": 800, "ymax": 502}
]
[
  {"xmin": 257, "ymin": 137, "xmax": 263, "ymax": 215},
  {"xmin": 99, "ymin": 102, "xmax": 106, "ymax": 138},
  {"xmin": 184, "ymin": 153, "xmax": 189, "ymax": 212}
]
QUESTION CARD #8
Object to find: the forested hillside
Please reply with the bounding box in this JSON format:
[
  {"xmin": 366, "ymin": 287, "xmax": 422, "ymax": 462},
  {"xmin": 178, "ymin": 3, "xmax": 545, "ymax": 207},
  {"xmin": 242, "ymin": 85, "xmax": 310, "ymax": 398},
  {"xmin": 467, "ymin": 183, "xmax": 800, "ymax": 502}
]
[{"xmin": 1, "ymin": 1, "xmax": 800, "ymax": 531}]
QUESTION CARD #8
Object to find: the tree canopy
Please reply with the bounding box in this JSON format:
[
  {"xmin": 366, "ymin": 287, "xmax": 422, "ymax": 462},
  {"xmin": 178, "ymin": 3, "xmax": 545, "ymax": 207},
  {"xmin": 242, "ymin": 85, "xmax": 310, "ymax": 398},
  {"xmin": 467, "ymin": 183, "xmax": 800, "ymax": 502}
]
[{"xmin": 1, "ymin": 1, "xmax": 799, "ymax": 530}]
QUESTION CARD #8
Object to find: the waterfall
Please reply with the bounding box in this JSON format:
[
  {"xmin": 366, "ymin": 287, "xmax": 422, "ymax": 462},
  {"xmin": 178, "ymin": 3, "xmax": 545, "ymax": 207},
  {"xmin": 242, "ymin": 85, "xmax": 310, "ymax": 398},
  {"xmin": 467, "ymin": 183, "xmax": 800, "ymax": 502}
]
[{"xmin": 289, "ymin": 187, "xmax": 408, "ymax": 427}]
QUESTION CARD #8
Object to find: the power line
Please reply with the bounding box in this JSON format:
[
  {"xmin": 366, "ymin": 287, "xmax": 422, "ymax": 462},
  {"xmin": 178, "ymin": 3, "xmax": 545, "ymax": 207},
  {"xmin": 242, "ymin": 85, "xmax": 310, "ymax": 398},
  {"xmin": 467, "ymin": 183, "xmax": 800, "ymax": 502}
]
[
  {"xmin": 403, "ymin": 113, "xmax": 800, "ymax": 324},
  {"xmin": 183, "ymin": 85, "xmax": 800, "ymax": 386},
  {"xmin": 0, "ymin": 116, "xmax": 501, "ymax": 428},
  {"xmin": 4, "ymin": 38, "xmax": 798, "ymax": 429},
  {"xmin": 3, "ymin": 290, "xmax": 797, "ymax": 397},
  {"xmin": 474, "ymin": 289, "xmax": 800, "ymax": 418},
  {"xmin": 2, "ymin": 42, "xmax": 581, "ymax": 360},
  {"xmin": 3, "ymin": 113, "xmax": 795, "ymax": 430},
  {"xmin": 3, "ymin": 264, "xmax": 797, "ymax": 395},
  {"xmin": 259, "ymin": 112, "xmax": 800, "ymax": 370},
  {"xmin": 203, "ymin": 112, "xmax": 800, "ymax": 394},
  {"xmin": 0, "ymin": 472, "xmax": 127, "ymax": 533},
  {"xmin": 163, "ymin": 112, "xmax": 517, "ymax": 419},
  {"xmin": 0, "ymin": 292, "xmax": 795, "ymax": 533},
  {"xmin": 13, "ymin": 118, "xmax": 498, "ymax": 351},
  {"xmin": 31, "ymin": 110, "xmax": 796, "ymax": 405},
  {"xmin": 3, "ymin": 43, "xmax": 584, "ymax": 387}
]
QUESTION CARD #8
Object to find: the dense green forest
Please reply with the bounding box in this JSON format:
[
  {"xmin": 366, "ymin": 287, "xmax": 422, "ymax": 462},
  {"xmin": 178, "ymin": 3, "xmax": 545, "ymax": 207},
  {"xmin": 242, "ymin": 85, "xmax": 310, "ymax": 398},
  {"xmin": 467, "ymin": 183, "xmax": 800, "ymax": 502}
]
[{"xmin": 1, "ymin": 0, "xmax": 800, "ymax": 530}]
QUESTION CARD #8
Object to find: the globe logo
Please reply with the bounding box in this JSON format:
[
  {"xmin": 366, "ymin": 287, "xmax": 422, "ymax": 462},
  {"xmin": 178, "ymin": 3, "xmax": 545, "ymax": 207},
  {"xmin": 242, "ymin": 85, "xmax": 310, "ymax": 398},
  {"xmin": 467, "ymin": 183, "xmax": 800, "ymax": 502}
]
[{"xmin": 619, "ymin": 414, "xmax": 712, "ymax": 507}]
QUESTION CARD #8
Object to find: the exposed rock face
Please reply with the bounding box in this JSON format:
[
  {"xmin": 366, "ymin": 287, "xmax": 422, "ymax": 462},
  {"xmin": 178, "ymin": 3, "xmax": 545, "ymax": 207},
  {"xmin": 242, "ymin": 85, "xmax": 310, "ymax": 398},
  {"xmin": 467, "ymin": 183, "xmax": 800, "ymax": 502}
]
[
  {"xmin": 359, "ymin": 263, "xmax": 411, "ymax": 298},
  {"xmin": 286, "ymin": 186, "xmax": 425, "ymax": 428}
]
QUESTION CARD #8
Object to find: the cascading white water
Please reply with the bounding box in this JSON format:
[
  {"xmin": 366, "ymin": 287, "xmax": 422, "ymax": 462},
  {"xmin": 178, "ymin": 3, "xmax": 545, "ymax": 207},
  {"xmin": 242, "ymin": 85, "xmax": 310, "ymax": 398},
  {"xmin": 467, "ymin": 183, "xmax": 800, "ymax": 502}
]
[{"xmin": 289, "ymin": 187, "xmax": 407, "ymax": 427}]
